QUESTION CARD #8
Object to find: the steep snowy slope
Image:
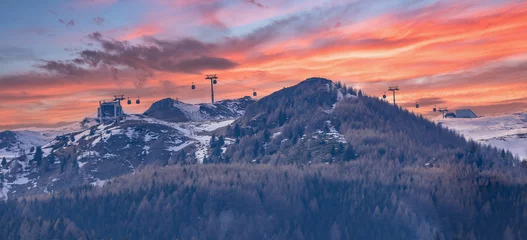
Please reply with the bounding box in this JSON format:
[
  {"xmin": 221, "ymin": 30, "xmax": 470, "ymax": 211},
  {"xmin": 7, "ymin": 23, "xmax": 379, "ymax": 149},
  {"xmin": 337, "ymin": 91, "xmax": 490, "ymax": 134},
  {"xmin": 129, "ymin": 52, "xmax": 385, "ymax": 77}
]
[
  {"xmin": 439, "ymin": 112, "xmax": 527, "ymax": 160},
  {"xmin": 0, "ymin": 104, "xmax": 241, "ymax": 200}
]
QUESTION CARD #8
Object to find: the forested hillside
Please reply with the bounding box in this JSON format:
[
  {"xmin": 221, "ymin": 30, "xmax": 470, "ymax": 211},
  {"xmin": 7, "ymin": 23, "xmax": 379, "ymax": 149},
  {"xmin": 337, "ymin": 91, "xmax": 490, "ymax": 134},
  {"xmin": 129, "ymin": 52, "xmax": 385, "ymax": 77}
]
[
  {"xmin": 0, "ymin": 164, "xmax": 526, "ymax": 240},
  {"xmin": 216, "ymin": 78, "xmax": 518, "ymax": 171},
  {"xmin": 0, "ymin": 78, "xmax": 526, "ymax": 240}
]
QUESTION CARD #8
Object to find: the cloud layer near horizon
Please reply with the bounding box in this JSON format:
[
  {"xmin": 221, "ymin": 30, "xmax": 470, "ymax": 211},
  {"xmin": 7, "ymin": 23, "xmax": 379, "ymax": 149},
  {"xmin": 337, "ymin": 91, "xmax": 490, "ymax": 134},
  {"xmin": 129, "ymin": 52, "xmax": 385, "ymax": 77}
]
[{"xmin": 1, "ymin": 0, "xmax": 527, "ymax": 129}]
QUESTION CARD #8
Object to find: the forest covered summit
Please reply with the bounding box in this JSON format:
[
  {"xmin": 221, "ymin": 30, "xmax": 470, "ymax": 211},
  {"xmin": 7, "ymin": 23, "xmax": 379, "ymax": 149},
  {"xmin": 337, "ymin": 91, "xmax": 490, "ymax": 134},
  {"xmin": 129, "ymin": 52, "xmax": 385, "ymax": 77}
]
[
  {"xmin": 215, "ymin": 77, "xmax": 521, "ymax": 172},
  {"xmin": 0, "ymin": 77, "xmax": 526, "ymax": 240}
]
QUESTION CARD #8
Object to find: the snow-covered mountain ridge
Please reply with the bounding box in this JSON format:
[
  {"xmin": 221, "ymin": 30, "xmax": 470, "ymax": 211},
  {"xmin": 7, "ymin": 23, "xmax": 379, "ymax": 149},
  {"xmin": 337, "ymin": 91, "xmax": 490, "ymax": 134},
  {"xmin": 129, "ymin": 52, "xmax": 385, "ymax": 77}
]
[
  {"xmin": 0, "ymin": 97, "xmax": 253, "ymax": 200},
  {"xmin": 144, "ymin": 96, "xmax": 254, "ymax": 122}
]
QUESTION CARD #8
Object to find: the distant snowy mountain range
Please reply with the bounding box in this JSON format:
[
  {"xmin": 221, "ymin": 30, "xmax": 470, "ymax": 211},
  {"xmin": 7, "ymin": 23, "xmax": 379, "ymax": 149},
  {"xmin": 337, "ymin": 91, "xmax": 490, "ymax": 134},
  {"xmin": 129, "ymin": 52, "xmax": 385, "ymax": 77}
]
[{"xmin": 438, "ymin": 112, "xmax": 527, "ymax": 160}]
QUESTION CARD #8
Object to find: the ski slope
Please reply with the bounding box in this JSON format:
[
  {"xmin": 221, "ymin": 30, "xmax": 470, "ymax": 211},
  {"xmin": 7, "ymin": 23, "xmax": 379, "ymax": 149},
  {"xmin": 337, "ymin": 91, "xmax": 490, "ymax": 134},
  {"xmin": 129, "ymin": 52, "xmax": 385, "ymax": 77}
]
[{"xmin": 438, "ymin": 112, "xmax": 527, "ymax": 160}]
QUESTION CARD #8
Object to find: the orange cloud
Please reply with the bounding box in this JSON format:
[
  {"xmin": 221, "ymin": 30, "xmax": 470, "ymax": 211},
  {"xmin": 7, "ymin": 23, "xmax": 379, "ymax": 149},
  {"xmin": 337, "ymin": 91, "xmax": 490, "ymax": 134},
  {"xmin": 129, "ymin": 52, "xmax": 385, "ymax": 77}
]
[
  {"xmin": 119, "ymin": 25, "xmax": 163, "ymax": 41},
  {"xmin": 2, "ymin": 1, "xmax": 527, "ymax": 128}
]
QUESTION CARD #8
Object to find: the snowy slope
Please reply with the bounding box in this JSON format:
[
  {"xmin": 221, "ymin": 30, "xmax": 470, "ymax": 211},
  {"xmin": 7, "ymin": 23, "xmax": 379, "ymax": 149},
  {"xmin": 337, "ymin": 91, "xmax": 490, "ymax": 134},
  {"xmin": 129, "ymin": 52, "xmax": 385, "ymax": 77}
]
[
  {"xmin": 0, "ymin": 119, "xmax": 97, "ymax": 161},
  {"xmin": 0, "ymin": 111, "xmax": 241, "ymax": 200},
  {"xmin": 144, "ymin": 97, "xmax": 254, "ymax": 122},
  {"xmin": 438, "ymin": 112, "xmax": 527, "ymax": 160}
]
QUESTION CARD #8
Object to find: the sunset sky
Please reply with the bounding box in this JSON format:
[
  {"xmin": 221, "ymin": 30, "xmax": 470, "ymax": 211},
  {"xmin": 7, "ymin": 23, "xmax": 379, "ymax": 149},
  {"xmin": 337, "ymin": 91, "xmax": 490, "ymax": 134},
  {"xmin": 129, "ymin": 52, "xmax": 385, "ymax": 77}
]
[{"xmin": 1, "ymin": 0, "xmax": 526, "ymax": 129}]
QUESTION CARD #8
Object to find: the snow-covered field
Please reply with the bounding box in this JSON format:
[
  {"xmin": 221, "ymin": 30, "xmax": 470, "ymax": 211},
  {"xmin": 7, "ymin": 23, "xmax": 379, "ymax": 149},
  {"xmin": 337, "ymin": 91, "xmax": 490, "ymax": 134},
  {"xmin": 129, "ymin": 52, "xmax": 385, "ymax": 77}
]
[{"xmin": 438, "ymin": 112, "xmax": 527, "ymax": 160}]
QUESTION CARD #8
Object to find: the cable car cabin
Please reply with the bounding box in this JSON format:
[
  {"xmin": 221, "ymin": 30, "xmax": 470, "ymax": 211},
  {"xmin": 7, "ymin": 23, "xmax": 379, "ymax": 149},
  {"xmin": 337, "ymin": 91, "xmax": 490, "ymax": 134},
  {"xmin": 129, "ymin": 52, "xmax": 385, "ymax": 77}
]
[
  {"xmin": 382, "ymin": 93, "xmax": 387, "ymax": 99},
  {"xmin": 136, "ymin": 98, "xmax": 140, "ymax": 104},
  {"xmin": 191, "ymin": 82, "xmax": 196, "ymax": 90},
  {"xmin": 98, "ymin": 101, "xmax": 124, "ymax": 122},
  {"xmin": 253, "ymin": 90, "xmax": 257, "ymax": 97},
  {"xmin": 127, "ymin": 98, "xmax": 132, "ymax": 105},
  {"xmin": 213, "ymin": 79, "xmax": 217, "ymax": 84},
  {"xmin": 415, "ymin": 103, "xmax": 420, "ymax": 109}
]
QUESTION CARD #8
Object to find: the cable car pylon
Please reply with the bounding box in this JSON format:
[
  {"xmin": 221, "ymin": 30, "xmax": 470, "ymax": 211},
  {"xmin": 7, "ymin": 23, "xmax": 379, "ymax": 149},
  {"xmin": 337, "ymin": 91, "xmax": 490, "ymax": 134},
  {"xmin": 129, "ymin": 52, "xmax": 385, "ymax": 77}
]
[
  {"xmin": 438, "ymin": 107, "xmax": 448, "ymax": 119},
  {"xmin": 205, "ymin": 74, "xmax": 218, "ymax": 104},
  {"xmin": 388, "ymin": 86, "xmax": 399, "ymax": 106}
]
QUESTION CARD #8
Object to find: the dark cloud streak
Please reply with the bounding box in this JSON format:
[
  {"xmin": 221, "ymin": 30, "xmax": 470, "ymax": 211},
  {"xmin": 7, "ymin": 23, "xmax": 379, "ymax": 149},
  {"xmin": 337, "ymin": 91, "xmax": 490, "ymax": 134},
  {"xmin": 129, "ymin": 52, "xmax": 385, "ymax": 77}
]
[
  {"xmin": 37, "ymin": 60, "xmax": 88, "ymax": 76},
  {"xmin": 92, "ymin": 17, "xmax": 104, "ymax": 26},
  {"xmin": 244, "ymin": 0, "xmax": 266, "ymax": 8},
  {"xmin": 51, "ymin": 32, "xmax": 239, "ymax": 87}
]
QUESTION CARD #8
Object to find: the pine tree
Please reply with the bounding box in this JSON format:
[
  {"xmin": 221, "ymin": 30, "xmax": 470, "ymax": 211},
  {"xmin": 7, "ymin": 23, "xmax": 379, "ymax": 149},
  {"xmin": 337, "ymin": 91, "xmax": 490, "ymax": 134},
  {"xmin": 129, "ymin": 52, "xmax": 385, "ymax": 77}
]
[
  {"xmin": 210, "ymin": 134, "xmax": 217, "ymax": 148},
  {"xmin": 60, "ymin": 155, "xmax": 69, "ymax": 174},
  {"xmin": 1, "ymin": 157, "xmax": 6, "ymax": 168},
  {"xmin": 18, "ymin": 149, "xmax": 27, "ymax": 162},
  {"xmin": 263, "ymin": 129, "xmax": 271, "ymax": 142},
  {"xmin": 278, "ymin": 110, "xmax": 287, "ymax": 126},
  {"xmin": 343, "ymin": 145, "xmax": 357, "ymax": 161},
  {"xmin": 72, "ymin": 158, "xmax": 79, "ymax": 173},
  {"xmin": 46, "ymin": 153, "xmax": 56, "ymax": 172},
  {"xmin": 48, "ymin": 153, "xmax": 55, "ymax": 165},
  {"xmin": 337, "ymin": 143, "xmax": 345, "ymax": 154},
  {"xmin": 233, "ymin": 124, "xmax": 241, "ymax": 138},
  {"xmin": 33, "ymin": 146, "xmax": 43, "ymax": 166},
  {"xmin": 217, "ymin": 135, "xmax": 225, "ymax": 147}
]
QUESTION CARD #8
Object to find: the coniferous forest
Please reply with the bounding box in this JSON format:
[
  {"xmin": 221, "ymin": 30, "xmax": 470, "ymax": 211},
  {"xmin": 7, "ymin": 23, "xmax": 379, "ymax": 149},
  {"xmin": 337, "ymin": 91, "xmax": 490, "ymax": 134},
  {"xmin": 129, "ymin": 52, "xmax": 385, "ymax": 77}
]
[
  {"xmin": 1, "ymin": 163, "xmax": 526, "ymax": 240},
  {"xmin": 0, "ymin": 78, "xmax": 526, "ymax": 240}
]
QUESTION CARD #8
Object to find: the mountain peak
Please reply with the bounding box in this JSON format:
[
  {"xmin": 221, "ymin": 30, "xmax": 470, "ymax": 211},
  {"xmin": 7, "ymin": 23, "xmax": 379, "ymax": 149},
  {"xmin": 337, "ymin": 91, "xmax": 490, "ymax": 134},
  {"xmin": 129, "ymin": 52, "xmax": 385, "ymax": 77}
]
[
  {"xmin": 144, "ymin": 96, "xmax": 255, "ymax": 123},
  {"xmin": 302, "ymin": 77, "xmax": 333, "ymax": 85}
]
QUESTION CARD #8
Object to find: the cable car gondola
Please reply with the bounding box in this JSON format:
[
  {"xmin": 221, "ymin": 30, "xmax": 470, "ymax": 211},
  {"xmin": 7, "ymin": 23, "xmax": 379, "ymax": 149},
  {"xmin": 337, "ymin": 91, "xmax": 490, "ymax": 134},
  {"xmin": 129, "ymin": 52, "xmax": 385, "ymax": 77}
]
[
  {"xmin": 433, "ymin": 105, "xmax": 437, "ymax": 112},
  {"xmin": 253, "ymin": 89, "xmax": 257, "ymax": 97},
  {"xmin": 136, "ymin": 97, "xmax": 140, "ymax": 104},
  {"xmin": 191, "ymin": 82, "xmax": 196, "ymax": 90},
  {"xmin": 382, "ymin": 92, "xmax": 387, "ymax": 99},
  {"xmin": 127, "ymin": 97, "xmax": 132, "ymax": 105},
  {"xmin": 415, "ymin": 103, "xmax": 420, "ymax": 109},
  {"xmin": 213, "ymin": 79, "xmax": 217, "ymax": 84}
]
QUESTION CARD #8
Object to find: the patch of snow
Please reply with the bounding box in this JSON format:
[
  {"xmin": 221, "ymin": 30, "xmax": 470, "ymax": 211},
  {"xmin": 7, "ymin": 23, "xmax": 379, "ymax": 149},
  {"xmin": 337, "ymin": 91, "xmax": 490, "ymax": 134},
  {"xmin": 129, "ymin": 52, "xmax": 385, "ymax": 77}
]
[
  {"xmin": 144, "ymin": 132, "xmax": 158, "ymax": 142},
  {"xmin": 12, "ymin": 176, "xmax": 30, "ymax": 185},
  {"xmin": 194, "ymin": 135, "xmax": 210, "ymax": 164},
  {"xmin": 103, "ymin": 153, "xmax": 117, "ymax": 159},
  {"xmin": 42, "ymin": 147, "xmax": 53, "ymax": 158},
  {"xmin": 325, "ymin": 89, "xmax": 356, "ymax": 114},
  {"xmin": 77, "ymin": 151, "xmax": 99, "ymax": 160},
  {"xmin": 90, "ymin": 179, "xmax": 108, "ymax": 187},
  {"xmin": 125, "ymin": 127, "xmax": 137, "ymax": 139},
  {"xmin": 91, "ymin": 136, "xmax": 101, "ymax": 147},
  {"xmin": 194, "ymin": 120, "xmax": 234, "ymax": 132},
  {"xmin": 325, "ymin": 120, "xmax": 347, "ymax": 143},
  {"xmin": 73, "ymin": 130, "xmax": 91, "ymax": 144},
  {"xmin": 142, "ymin": 146, "xmax": 150, "ymax": 155},
  {"xmin": 272, "ymin": 132, "xmax": 282, "ymax": 139},
  {"xmin": 167, "ymin": 141, "xmax": 194, "ymax": 152},
  {"xmin": 78, "ymin": 161, "xmax": 88, "ymax": 168}
]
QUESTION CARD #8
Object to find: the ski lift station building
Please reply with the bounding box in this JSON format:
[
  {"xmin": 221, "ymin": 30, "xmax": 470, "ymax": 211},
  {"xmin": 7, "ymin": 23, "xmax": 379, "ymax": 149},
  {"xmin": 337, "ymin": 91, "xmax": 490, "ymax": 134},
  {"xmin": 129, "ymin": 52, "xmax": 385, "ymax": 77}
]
[
  {"xmin": 455, "ymin": 109, "xmax": 477, "ymax": 118},
  {"xmin": 98, "ymin": 100, "xmax": 124, "ymax": 121}
]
